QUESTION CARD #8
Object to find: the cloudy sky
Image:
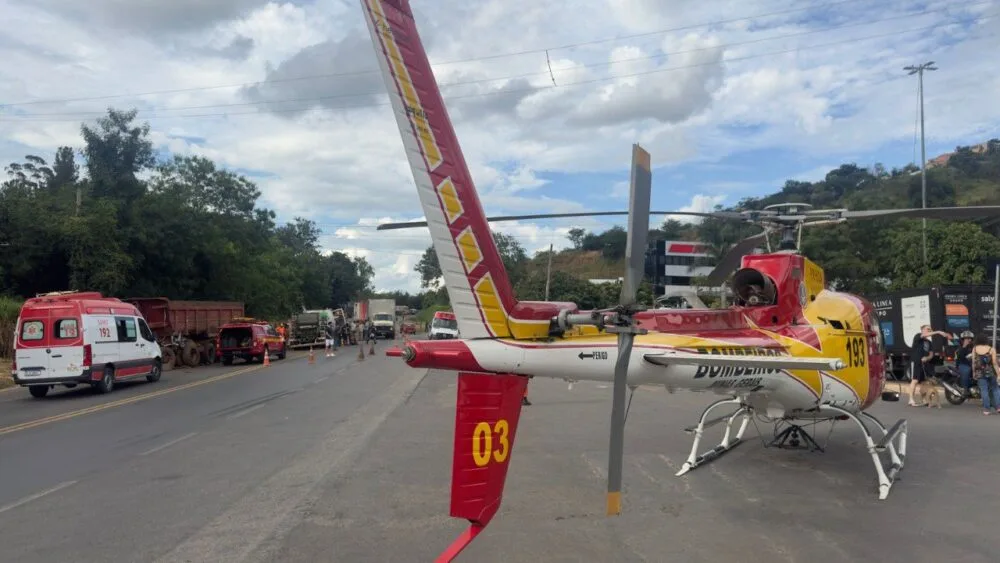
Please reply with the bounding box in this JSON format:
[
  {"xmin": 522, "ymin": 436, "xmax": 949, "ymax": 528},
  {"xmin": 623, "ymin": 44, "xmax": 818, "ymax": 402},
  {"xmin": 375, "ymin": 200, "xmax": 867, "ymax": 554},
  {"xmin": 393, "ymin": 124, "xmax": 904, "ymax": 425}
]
[{"xmin": 1, "ymin": 0, "xmax": 997, "ymax": 293}]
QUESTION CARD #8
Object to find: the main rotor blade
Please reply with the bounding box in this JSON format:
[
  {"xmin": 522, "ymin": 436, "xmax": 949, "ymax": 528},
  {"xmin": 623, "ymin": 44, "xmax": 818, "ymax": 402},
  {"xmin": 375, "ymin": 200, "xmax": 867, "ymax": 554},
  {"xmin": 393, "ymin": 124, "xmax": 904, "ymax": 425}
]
[
  {"xmin": 841, "ymin": 205, "xmax": 1000, "ymax": 220},
  {"xmin": 704, "ymin": 231, "xmax": 769, "ymax": 287},
  {"xmin": 375, "ymin": 210, "xmax": 745, "ymax": 230}
]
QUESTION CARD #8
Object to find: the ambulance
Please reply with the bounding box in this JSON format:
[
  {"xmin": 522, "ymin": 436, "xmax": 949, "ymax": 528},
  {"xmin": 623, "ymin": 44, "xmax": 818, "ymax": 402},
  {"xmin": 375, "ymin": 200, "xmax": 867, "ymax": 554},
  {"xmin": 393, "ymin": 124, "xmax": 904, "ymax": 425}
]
[
  {"xmin": 12, "ymin": 291, "xmax": 163, "ymax": 398},
  {"xmin": 427, "ymin": 311, "xmax": 459, "ymax": 340}
]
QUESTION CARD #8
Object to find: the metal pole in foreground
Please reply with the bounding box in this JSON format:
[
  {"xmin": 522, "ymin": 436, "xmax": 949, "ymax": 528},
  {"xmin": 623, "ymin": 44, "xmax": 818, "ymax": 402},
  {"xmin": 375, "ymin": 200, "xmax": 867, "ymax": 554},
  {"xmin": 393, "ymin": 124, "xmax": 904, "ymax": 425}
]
[{"xmin": 904, "ymin": 61, "xmax": 937, "ymax": 266}]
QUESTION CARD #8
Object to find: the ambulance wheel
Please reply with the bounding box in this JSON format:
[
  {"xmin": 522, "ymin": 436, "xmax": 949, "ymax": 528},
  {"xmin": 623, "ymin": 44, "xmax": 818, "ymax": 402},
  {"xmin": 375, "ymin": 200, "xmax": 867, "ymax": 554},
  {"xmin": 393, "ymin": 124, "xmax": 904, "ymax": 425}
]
[
  {"xmin": 222, "ymin": 355, "xmax": 233, "ymax": 366},
  {"xmin": 28, "ymin": 385, "xmax": 49, "ymax": 398},
  {"xmin": 95, "ymin": 367, "xmax": 115, "ymax": 394},
  {"xmin": 147, "ymin": 359, "xmax": 162, "ymax": 383}
]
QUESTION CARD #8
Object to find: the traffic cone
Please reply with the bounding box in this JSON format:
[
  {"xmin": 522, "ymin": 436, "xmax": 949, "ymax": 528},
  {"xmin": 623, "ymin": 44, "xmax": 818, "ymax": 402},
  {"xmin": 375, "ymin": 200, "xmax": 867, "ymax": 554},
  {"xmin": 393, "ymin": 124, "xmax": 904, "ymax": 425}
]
[
  {"xmin": 308, "ymin": 347, "xmax": 315, "ymax": 364},
  {"xmin": 263, "ymin": 352, "xmax": 271, "ymax": 367}
]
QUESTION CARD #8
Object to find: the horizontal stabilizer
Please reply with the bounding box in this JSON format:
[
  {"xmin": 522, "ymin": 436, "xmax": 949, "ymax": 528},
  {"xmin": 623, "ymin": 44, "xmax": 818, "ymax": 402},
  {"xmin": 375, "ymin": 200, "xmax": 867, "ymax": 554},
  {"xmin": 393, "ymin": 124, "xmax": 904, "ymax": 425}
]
[{"xmin": 644, "ymin": 352, "xmax": 845, "ymax": 371}]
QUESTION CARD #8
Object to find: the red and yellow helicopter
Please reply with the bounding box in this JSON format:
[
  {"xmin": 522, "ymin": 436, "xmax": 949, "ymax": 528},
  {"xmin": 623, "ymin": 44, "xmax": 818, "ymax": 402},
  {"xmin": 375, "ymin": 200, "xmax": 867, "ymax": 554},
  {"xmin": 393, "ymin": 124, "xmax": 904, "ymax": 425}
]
[{"xmin": 359, "ymin": 1, "xmax": 1000, "ymax": 560}]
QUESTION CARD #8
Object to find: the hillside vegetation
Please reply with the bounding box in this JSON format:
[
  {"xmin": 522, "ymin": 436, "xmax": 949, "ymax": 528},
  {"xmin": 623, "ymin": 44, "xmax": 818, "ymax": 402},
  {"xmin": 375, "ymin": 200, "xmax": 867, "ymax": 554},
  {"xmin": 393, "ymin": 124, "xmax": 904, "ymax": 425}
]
[
  {"xmin": 416, "ymin": 139, "xmax": 1000, "ymax": 310},
  {"xmin": 0, "ymin": 108, "xmax": 376, "ymax": 320}
]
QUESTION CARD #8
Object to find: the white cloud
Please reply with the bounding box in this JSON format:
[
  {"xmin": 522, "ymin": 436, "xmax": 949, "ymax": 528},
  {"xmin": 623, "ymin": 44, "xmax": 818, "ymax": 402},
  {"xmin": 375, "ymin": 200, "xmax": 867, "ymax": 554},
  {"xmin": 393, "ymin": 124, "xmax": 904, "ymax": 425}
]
[
  {"xmin": 1, "ymin": 0, "xmax": 996, "ymax": 294},
  {"xmin": 676, "ymin": 194, "xmax": 728, "ymax": 224}
]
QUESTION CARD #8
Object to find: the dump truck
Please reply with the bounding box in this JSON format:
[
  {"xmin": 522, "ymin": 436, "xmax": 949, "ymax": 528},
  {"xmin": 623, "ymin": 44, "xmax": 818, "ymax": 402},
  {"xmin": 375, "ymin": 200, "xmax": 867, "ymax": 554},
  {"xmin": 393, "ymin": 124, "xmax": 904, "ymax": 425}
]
[
  {"xmin": 866, "ymin": 284, "xmax": 996, "ymax": 380},
  {"xmin": 126, "ymin": 298, "xmax": 245, "ymax": 371},
  {"xmin": 289, "ymin": 308, "xmax": 348, "ymax": 349}
]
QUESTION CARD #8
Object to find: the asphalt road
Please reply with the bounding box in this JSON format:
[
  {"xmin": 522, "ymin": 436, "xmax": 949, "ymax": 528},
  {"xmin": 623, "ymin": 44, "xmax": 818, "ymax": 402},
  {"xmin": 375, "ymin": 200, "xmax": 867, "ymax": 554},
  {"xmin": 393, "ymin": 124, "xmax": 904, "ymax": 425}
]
[{"xmin": 1, "ymin": 340, "xmax": 997, "ymax": 563}]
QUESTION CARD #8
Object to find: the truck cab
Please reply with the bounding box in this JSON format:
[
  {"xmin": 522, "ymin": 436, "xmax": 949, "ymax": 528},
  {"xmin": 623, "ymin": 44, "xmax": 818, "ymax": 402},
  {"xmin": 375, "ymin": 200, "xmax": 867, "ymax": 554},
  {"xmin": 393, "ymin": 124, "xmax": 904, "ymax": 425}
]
[{"xmin": 428, "ymin": 311, "xmax": 459, "ymax": 340}]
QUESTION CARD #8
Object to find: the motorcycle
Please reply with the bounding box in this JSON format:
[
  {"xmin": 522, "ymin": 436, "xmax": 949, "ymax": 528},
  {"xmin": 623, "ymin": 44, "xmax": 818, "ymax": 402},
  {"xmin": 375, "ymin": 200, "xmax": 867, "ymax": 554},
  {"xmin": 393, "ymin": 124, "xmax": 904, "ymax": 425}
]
[{"xmin": 936, "ymin": 363, "xmax": 982, "ymax": 406}]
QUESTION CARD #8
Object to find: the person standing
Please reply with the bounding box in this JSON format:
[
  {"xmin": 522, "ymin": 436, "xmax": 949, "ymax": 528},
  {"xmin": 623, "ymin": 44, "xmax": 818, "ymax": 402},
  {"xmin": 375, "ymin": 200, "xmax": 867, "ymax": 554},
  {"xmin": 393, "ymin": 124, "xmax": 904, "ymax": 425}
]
[
  {"xmin": 971, "ymin": 334, "xmax": 1000, "ymax": 415},
  {"xmin": 908, "ymin": 325, "xmax": 950, "ymax": 406},
  {"xmin": 324, "ymin": 321, "xmax": 337, "ymax": 357}
]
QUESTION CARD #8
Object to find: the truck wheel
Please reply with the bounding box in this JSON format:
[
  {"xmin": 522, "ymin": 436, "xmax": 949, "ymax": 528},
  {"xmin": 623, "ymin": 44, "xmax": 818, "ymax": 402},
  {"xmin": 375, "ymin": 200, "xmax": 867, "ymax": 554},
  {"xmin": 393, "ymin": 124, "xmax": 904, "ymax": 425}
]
[
  {"xmin": 95, "ymin": 367, "xmax": 115, "ymax": 394},
  {"xmin": 181, "ymin": 341, "xmax": 200, "ymax": 367},
  {"xmin": 28, "ymin": 385, "xmax": 49, "ymax": 398},
  {"xmin": 205, "ymin": 342, "xmax": 217, "ymax": 364},
  {"xmin": 162, "ymin": 347, "xmax": 177, "ymax": 371},
  {"xmin": 146, "ymin": 359, "xmax": 162, "ymax": 383}
]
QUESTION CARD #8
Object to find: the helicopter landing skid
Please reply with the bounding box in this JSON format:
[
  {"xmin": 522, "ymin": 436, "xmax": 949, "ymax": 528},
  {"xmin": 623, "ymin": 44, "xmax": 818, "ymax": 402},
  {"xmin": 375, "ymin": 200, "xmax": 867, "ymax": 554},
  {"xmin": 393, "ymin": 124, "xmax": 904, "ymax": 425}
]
[
  {"xmin": 675, "ymin": 397, "xmax": 750, "ymax": 476},
  {"xmin": 829, "ymin": 406, "xmax": 907, "ymax": 500},
  {"xmin": 674, "ymin": 400, "xmax": 908, "ymax": 500}
]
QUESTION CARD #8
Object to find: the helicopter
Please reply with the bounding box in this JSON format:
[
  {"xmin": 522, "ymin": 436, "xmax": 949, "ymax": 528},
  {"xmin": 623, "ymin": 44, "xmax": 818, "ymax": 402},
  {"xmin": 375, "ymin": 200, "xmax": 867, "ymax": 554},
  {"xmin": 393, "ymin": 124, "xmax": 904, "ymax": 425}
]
[{"xmin": 359, "ymin": 1, "xmax": 1000, "ymax": 560}]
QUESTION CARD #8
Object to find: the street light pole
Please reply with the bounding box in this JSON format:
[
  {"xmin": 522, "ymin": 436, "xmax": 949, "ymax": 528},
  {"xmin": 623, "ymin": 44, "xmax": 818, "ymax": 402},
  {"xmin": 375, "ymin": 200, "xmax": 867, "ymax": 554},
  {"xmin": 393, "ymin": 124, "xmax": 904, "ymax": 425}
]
[{"xmin": 904, "ymin": 61, "xmax": 937, "ymax": 267}]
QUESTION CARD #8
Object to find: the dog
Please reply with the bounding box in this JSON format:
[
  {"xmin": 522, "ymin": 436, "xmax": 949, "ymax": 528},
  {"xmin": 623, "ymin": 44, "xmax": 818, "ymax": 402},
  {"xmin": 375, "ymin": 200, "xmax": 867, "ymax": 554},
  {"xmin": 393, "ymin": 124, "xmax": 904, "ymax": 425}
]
[{"xmin": 923, "ymin": 376, "xmax": 943, "ymax": 408}]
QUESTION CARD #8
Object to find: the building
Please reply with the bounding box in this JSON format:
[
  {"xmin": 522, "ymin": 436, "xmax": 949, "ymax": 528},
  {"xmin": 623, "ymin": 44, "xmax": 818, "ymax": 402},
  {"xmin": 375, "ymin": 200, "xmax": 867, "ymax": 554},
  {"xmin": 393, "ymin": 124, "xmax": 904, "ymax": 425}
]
[{"xmin": 646, "ymin": 240, "xmax": 715, "ymax": 296}]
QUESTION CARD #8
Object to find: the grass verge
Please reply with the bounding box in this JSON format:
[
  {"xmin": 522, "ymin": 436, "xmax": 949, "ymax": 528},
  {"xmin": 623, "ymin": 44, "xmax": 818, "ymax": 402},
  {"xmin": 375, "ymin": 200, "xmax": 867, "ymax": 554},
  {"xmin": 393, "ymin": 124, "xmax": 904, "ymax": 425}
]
[{"xmin": 0, "ymin": 359, "xmax": 12, "ymax": 390}]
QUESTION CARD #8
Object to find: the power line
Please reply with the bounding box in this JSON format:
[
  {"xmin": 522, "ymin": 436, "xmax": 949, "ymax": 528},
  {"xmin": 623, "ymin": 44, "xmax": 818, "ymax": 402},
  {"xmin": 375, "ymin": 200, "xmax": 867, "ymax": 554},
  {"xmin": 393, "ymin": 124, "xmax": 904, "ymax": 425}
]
[
  {"xmin": 0, "ymin": 0, "xmax": 879, "ymax": 108},
  {"xmin": 4, "ymin": 14, "xmax": 993, "ymax": 123},
  {"xmin": 3, "ymin": 1, "xmax": 988, "ymax": 115}
]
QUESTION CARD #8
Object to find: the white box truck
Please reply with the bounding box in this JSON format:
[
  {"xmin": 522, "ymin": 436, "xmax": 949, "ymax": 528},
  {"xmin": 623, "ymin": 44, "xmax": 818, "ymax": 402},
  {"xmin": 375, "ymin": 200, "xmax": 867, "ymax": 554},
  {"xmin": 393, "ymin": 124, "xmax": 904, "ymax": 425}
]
[{"xmin": 368, "ymin": 298, "xmax": 396, "ymax": 339}]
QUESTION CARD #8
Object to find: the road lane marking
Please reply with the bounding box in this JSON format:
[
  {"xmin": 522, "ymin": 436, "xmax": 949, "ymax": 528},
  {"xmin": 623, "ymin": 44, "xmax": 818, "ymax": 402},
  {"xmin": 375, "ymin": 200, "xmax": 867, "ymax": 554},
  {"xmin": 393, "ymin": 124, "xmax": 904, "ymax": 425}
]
[
  {"xmin": 0, "ymin": 480, "xmax": 78, "ymax": 514},
  {"xmin": 227, "ymin": 403, "xmax": 268, "ymax": 420},
  {"xmin": 0, "ymin": 365, "xmax": 263, "ymax": 437},
  {"xmin": 313, "ymin": 376, "xmax": 329, "ymax": 384},
  {"xmin": 155, "ymin": 367, "xmax": 430, "ymax": 563},
  {"xmin": 140, "ymin": 432, "xmax": 199, "ymax": 456}
]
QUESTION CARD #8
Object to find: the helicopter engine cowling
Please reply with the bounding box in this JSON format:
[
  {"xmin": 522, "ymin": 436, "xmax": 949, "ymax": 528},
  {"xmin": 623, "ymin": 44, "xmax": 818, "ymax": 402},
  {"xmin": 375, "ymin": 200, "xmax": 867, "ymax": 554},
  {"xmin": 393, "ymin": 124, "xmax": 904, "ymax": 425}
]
[{"xmin": 731, "ymin": 267, "xmax": 779, "ymax": 307}]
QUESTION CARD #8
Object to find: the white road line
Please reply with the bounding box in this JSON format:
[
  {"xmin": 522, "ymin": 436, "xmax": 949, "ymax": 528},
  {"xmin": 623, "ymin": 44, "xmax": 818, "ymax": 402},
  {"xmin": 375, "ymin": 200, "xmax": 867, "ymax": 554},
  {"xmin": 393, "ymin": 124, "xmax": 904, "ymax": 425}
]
[
  {"xmin": 139, "ymin": 432, "xmax": 198, "ymax": 456},
  {"xmin": 0, "ymin": 480, "xmax": 77, "ymax": 514},
  {"xmin": 227, "ymin": 402, "xmax": 268, "ymax": 420},
  {"xmin": 313, "ymin": 376, "xmax": 329, "ymax": 384},
  {"xmin": 155, "ymin": 368, "xmax": 429, "ymax": 563}
]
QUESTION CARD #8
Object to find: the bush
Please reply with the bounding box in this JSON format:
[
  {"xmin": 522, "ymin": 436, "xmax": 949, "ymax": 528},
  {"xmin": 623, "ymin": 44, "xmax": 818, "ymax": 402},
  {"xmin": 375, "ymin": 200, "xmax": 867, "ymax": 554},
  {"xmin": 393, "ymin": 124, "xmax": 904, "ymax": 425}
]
[{"xmin": 0, "ymin": 296, "xmax": 24, "ymax": 358}]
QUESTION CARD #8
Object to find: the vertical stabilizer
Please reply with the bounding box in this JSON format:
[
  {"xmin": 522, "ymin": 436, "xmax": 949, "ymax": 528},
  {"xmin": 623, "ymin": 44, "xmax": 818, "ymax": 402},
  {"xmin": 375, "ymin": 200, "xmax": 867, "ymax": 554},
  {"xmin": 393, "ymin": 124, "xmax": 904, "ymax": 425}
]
[{"xmin": 361, "ymin": 0, "xmax": 520, "ymax": 339}]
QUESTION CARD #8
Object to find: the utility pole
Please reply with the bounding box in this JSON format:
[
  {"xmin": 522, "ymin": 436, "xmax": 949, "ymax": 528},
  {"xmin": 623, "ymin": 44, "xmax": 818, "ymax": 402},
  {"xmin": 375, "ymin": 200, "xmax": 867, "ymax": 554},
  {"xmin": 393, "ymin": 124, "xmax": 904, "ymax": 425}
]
[
  {"xmin": 544, "ymin": 243, "xmax": 553, "ymax": 300},
  {"xmin": 904, "ymin": 61, "xmax": 937, "ymax": 266}
]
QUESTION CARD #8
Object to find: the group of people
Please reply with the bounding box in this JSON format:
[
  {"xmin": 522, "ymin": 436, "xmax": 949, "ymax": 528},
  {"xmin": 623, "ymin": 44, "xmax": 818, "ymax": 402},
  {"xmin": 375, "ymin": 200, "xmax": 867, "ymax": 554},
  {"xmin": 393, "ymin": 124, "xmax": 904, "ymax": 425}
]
[
  {"xmin": 909, "ymin": 324, "xmax": 1000, "ymax": 415},
  {"xmin": 322, "ymin": 317, "xmax": 377, "ymax": 357}
]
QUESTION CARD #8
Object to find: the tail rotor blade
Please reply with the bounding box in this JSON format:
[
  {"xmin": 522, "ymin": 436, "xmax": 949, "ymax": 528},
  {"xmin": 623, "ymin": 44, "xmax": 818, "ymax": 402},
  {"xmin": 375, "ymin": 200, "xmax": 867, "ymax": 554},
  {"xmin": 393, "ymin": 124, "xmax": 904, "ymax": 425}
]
[
  {"xmin": 607, "ymin": 144, "xmax": 651, "ymax": 516},
  {"xmin": 704, "ymin": 232, "xmax": 769, "ymax": 287}
]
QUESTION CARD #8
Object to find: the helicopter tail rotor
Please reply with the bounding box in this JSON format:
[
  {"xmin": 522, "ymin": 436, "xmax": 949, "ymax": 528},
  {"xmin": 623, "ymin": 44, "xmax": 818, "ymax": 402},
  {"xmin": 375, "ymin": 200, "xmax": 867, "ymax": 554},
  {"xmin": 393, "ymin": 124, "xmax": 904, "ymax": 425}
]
[{"xmin": 604, "ymin": 143, "xmax": 651, "ymax": 516}]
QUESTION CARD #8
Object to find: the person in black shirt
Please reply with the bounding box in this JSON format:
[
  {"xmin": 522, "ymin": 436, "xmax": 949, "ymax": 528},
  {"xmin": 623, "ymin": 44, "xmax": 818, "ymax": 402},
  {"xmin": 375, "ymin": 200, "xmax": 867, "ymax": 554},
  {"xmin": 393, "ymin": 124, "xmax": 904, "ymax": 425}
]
[
  {"xmin": 955, "ymin": 331, "xmax": 975, "ymax": 395},
  {"xmin": 908, "ymin": 325, "xmax": 951, "ymax": 406}
]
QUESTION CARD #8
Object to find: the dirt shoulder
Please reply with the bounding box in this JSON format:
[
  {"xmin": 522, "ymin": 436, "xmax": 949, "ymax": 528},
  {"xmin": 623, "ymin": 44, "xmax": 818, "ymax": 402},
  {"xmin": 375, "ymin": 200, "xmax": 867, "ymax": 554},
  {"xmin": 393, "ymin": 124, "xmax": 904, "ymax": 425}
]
[{"xmin": 0, "ymin": 359, "xmax": 12, "ymax": 389}]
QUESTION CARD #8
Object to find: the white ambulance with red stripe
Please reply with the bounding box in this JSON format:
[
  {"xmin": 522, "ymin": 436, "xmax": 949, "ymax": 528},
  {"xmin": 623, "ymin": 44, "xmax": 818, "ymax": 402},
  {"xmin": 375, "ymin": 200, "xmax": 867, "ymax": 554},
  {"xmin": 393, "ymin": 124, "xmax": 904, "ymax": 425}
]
[{"xmin": 11, "ymin": 291, "xmax": 163, "ymax": 398}]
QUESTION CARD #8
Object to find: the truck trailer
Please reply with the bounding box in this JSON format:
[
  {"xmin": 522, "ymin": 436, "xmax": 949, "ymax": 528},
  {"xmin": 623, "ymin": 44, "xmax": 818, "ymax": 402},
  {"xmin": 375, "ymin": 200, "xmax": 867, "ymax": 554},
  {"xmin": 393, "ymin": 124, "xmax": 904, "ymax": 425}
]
[
  {"xmin": 126, "ymin": 298, "xmax": 245, "ymax": 371},
  {"xmin": 866, "ymin": 285, "xmax": 996, "ymax": 380}
]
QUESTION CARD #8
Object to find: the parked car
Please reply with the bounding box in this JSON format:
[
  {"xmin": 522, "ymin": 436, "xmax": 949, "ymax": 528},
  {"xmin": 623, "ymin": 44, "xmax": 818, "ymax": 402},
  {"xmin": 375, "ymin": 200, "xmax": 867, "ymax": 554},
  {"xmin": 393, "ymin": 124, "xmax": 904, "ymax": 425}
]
[
  {"xmin": 12, "ymin": 291, "xmax": 163, "ymax": 398},
  {"xmin": 216, "ymin": 317, "xmax": 287, "ymax": 365}
]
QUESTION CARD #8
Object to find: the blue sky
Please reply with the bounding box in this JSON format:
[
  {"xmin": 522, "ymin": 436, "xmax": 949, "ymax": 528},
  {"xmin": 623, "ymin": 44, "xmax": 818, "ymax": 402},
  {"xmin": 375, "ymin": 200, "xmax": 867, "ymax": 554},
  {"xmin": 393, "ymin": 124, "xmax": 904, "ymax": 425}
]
[{"xmin": 1, "ymin": 0, "xmax": 997, "ymax": 292}]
